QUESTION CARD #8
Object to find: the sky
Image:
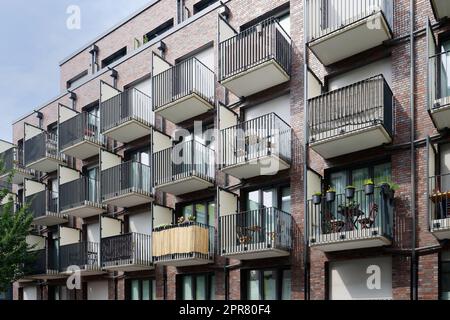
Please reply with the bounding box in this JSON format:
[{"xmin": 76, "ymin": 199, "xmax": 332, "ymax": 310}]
[{"xmin": 0, "ymin": 0, "xmax": 151, "ymax": 141}]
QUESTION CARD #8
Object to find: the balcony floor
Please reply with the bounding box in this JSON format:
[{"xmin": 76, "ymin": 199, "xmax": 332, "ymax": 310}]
[
  {"xmin": 221, "ymin": 246, "xmax": 289, "ymax": 260},
  {"xmin": 431, "ymin": 218, "xmax": 450, "ymax": 240},
  {"xmin": 221, "ymin": 155, "xmax": 290, "ymax": 179},
  {"xmin": 102, "ymin": 119, "xmax": 152, "ymax": 144},
  {"xmin": 153, "ymin": 257, "xmax": 213, "ymax": 267},
  {"xmin": 155, "ymin": 176, "xmax": 214, "ymax": 196},
  {"xmin": 60, "ymin": 265, "xmax": 105, "ymax": 276},
  {"xmin": 103, "ymin": 190, "xmax": 154, "ymax": 208},
  {"xmin": 310, "ymin": 124, "xmax": 392, "ymax": 159},
  {"xmin": 60, "ymin": 202, "xmax": 105, "ymax": 218},
  {"xmin": 221, "ymin": 59, "xmax": 290, "ymax": 98},
  {"xmin": 61, "ymin": 140, "xmax": 101, "ymax": 160},
  {"xmin": 26, "ymin": 157, "xmax": 64, "ymax": 173},
  {"xmin": 102, "ymin": 260, "xmax": 153, "ymax": 272},
  {"xmin": 155, "ymin": 93, "xmax": 214, "ymax": 124},
  {"xmin": 24, "ymin": 270, "xmax": 66, "ymax": 281},
  {"xmin": 32, "ymin": 213, "xmax": 68, "ymax": 226},
  {"xmin": 430, "ymin": 97, "xmax": 450, "ymax": 130},
  {"xmin": 308, "ymin": 12, "xmax": 392, "ymax": 66},
  {"xmin": 0, "ymin": 168, "xmax": 34, "ymax": 185}
]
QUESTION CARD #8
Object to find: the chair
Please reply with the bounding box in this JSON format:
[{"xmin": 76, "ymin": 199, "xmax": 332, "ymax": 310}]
[{"xmin": 358, "ymin": 203, "xmax": 379, "ymax": 229}]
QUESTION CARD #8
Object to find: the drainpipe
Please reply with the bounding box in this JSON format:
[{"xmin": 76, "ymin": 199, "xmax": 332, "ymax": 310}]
[{"xmin": 409, "ymin": 0, "xmax": 418, "ymax": 301}]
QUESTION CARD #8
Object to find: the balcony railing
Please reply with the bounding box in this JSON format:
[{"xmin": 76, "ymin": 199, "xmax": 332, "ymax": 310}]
[
  {"xmin": 1, "ymin": 147, "xmax": 15, "ymax": 173},
  {"xmin": 60, "ymin": 176, "xmax": 100, "ymax": 212},
  {"xmin": 101, "ymin": 233, "xmax": 152, "ymax": 268},
  {"xmin": 152, "ymin": 222, "xmax": 214, "ymax": 265},
  {"xmin": 100, "ymin": 88, "xmax": 153, "ymax": 134},
  {"xmin": 24, "ymin": 249, "xmax": 47, "ymax": 275},
  {"xmin": 221, "ymin": 113, "xmax": 291, "ymax": 168},
  {"xmin": 26, "ymin": 191, "xmax": 58, "ymax": 219},
  {"xmin": 429, "ymin": 174, "xmax": 450, "ymax": 233},
  {"xmin": 24, "ymin": 132, "xmax": 61, "ymax": 167},
  {"xmin": 59, "ymin": 242, "xmax": 99, "ymax": 272},
  {"xmin": 154, "ymin": 140, "xmax": 215, "ymax": 187},
  {"xmin": 219, "ymin": 207, "xmax": 292, "ymax": 257},
  {"xmin": 308, "ymin": 187, "xmax": 394, "ymax": 249},
  {"xmin": 219, "ymin": 17, "xmax": 291, "ymax": 82},
  {"xmin": 101, "ymin": 161, "xmax": 152, "ymax": 203},
  {"xmin": 307, "ymin": 0, "xmax": 393, "ymax": 41},
  {"xmin": 309, "ymin": 75, "xmax": 393, "ymax": 143},
  {"xmin": 429, "ymin": 50, "xmax": 450, "ymax": 110},
  {"xmin": 152, "ymin": 57, "xmax": 215, "ymax": 111}
]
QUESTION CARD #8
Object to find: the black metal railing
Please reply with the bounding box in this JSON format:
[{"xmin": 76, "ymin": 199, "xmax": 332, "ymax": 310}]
[
  {"xmin": 24, "ymin": 131, "xmax": 61, "ymax": 167},
  {"xmin": 307, "ymin": 0, "xmax": 394, "ymax": 41},
  {"xmin": 152, "ymin": 57, "xmax": 215, "ymax": 111},
  {"xmin": 219, "ymin": 207, "xmax": 292, "ymax": 255},
  {"xmin": 219, "ymin": 17, "xmax": 291, "ymax": 81},
  {"xmin": 25, "ymin": 190, "xmax": 58, "ymax": 219},
  {"xmin": 429, "ymin": 50, "xmax": 450, "ymax": 110},
  {"xmin": 308, "ymin": 74, "xmax": 393, "ymax": 143},
  {"xmin": 60, "ymin": 176, "xmax": 101, "ymax": 212},
  {"xmin": 101, "ymin": 161, "xmax": 152, "ymax": 202},
  {"xmin": 101, "ymin": 233, "xmax": 152, "ymax": 267},
  {"xmin": 59, "ymin": 242, "xmax": 99, "ymax": 272},
  {"xmin": 59, "ymin": 112, "xmax": 106, "ymax": 152},
  {"xmin": 100, "ymin": 88, "xmax": 153, "ymax": 133},
  {"xmin": 308, "ymin": 187, "xmax": 394, "ymax": 244},
  {"xmin": 24, "ymin": 249, "xmax": 47, "ymax": 275},
  {"xmin": 154, "ymin": 140, "xmax": 215, "ymax": 187},
  {"xmin": 0, "ymin": 148, "xmax": 14, "ymax": 172},
  {"xmin": 221, "ymin": 112, "xmax": 292, "ymax": 168},
  {"xmin": 429, "ymin": 173, "xmax": 450, "ymax": 230}
]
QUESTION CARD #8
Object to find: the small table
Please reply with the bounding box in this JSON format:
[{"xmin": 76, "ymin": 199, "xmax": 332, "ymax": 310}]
[{"xmin": 338, "ymin": 207, "xmax": 364, "ymax": 231}]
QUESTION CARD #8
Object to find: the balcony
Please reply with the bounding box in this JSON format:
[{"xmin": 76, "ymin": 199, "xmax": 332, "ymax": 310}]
[
  {"xmin": 100, "ymin": 88, "xmax": 153, "ymax": 143},
  {"xmin": 0, "ymin": 145, "xmax": 34, "ymax": 184},
  {"xmin": 101, "ymin": 233, "xmax": 152, "ymax": 271},
  {"xmin": 22, "ymin": 244, "xmax": 61, "ymax": 281},
  {"xmin": 152, "ymin": 222, "xmax": 214, "ymax": 267},
  {"xmin": 308, "ymin": 187, "xmax": 394, "ymax": 252},
  {"xmin": 428, "ymin": 50, "xmax": 450, "ymax": 130},
  {"xmin": 24, "ymin": 131, "xmax": 65, "ymax": 173},
  {"xmin": 307, "ymin": 0, "xmax": 393, "ymax": 66},
  {"xmin": 152, "ymin": 57, "xmax": 215, "ymax": 124},
  {"xmin": 428, "ymin": 174, "xmax": 450, "ymax": 239},
  {"xmin": 430, "ymin": 0, "xmax": 450, "ymax": 20},
  {"xmin": 154, "ymin": 140, "xmax": 214, "ymax": 196},
  {"xmin": 59, "ymin": 112, "xmax": 107, "ymax": 160},
  {"xmin": 59, "ymin": 242, "xmax": 103, "ymax": 276},
  {"xmin": 308, "ymin": 75, "xmax": 393, "ymax": 159},
  {"xmin": 219, "ymin": 207, "xmax": 292, "ymax": 260},
  {"xmin": 220, "ymin": 113, "xmax": 291, "ymax": 179},
  {"xmin": 218, "ymin": 17, "xmax": 291, "ymax": 98},
  {"xmin": 60, "ymin": 176, "xmax": 105, "ymax": 218},
  {"xmin": 26, "ymin": 190, "xmax": 67, "ymax": 226}
]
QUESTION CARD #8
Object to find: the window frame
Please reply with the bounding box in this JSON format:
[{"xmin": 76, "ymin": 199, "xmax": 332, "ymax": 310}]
[
  {"xmin": 177, "ymin": 273, "xmax": 215, "ymax": 300},
  {"xmin": 241, "ymin": 267, "xmax": 291, "ymax": 300},
  {"xmin": 101, "ymin": 47, "xmax": 127, "ymax": 69},
  {"xmin": 175, "ymin": 198, "xmax": 215, "ymax": 226},
  {"xmin": 127, "ymin": 277, "xmax": 156, "ymax": 300},
  {"xmin": 242, "ymin": 183, "xmax": 290, "ymax": 212}
]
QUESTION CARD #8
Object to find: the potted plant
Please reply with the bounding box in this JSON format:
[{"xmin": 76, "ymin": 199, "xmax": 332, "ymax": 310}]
[
  {"xmin": 177, "ymin": 216, "xmax": 186, "ymax": 224},
  {"xmin": 345, "ymin": 185, "xmax": 356, "ymax": 199},
  {"xmin": 312, "ymin": 192, "xmax": 322, "ymax": 205},
  {"xmin": 379, "ymin": 181, "xmax": 399, "ymax": 197},
  {"xmin": 187, "ymin": 215, "xmax": 196, "ymax": 222},
  {"xmin": 326, "ymin": 187, "xmax": 336, "ymax": 202},
  {"xmin": 364, "ymin": 178, "xmax": 375, "ymax": 195}
]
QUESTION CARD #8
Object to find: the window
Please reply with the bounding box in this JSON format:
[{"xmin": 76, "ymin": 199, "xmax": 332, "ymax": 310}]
[
  {"xmin": 176, "ymin": 200, "xmax": 215, "ymax": 226},
  {"xmin": 66, "ymin": 70, "xmax": 88, "ymax": 89},
  {"xmin": 193, "ymin": 0, "xmax": 219, "ymax": 14},
  {"xmin": 244, "ymin": 185, "xmax": 291, "ymax": 213},
  {"xmin": 178, "ymin": 274, "xmax": 215, "ymax": 300},
  {"xmin": 144, "ymin": 19, "xmax": 174, "ymax": 43},
  {"xmin": 128, "ymin": 278, "xmax": 156, "ymax": 300},
  {"xmin": 101, "ymin": 47, "xmax": 127, "ymax": 69},
  {"xmin": 440, "ymin": 39, "xmax": 450, "ymax": 100},
  {"xmin": 243, "ymin": 268, "xmax": 291, "ymax": 300}
]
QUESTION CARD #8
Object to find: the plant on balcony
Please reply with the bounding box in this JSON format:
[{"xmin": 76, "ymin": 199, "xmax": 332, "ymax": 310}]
[
  {"xmin": 312, "ymin": 192, "xmax": 322, "ymax": 205},
  {"xmin": 364, "ymin": 179, "xmax": 375, "ymax": 195},
  {"xmin": 177, "ymin": 216, "xmax": 186, "ymax": 224},
  {"xmin": 378, "ymin": 181, "xmax": 399, "ymax": 196},
  {"xmin": 187, "ymin": 215, "xmax": 196, "ymax": 222},
  {"xmin": 345, "ymin": 185, "xmax": 356, "ymax": 199},
  {"xmin": 326, "ymin": 187, "xmax": 336, "ymax": 202}
]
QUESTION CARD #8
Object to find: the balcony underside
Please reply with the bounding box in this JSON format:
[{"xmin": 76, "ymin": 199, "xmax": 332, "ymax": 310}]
[
  {"xmin": 155, "ymin": 176, "xmax": 214, "ymax": 196},
  {"xmin": 153, "ymin": 256, "xmax": 213, "ymax": 267},
  {"xmin": 102, "ymin": 259, "xmax": 153, "ymax": 272},
  {"xmin": 432, "ymin": 0, "xmax": 450, "ymax": 20},
  {"xmin": 61, "ymin": 140, "xmax": 101, "ymax": 160},
  {"xmin": 26, "ymin": 157, "xmax": 64, "ymax": 173},
  {"xmin": 23, "ymin": 270, "xmax": 66, "ymax": 281},
  {"xmin": 221, "ymin": 59, "xmax": 290, "ymax": 98},
  {"xmin": 221, "ymin": 155, "xmax": 290, "ymax": 179},
  {"xmin": 60, "ymin": 265, "xmax": 105, "ymax": 276},
  {"xmin": 60, "ymin": 202, "xmax": 104, "ymax": 218},
  {"xmin": 431, "ymin": 218, "xmax": 450, "ymax": 240},
  {"xmin": 155, "ymin": 93, "xmax": 214, "ymax": 124},
  {"xmin": 430, "ymin": 97, "xmax": 450, "ymax": 130},
  {"xmin": 310, "ymin": 228, "xmax": 391, "ymax": 252},
  {"xmin": 32, "ymin": 213, "xmax": 68, "ymax": 226},
  {"xmin": 221, "ymin": 245, "xmax": 289, "ymax": 260},
  {"xmin": 308, "ymin": 12, "xmax": 392, "ymax": 66},
  {"xmin": 102, "ymin": 119, "xmax": 152, "ymax": 143},
  {"xmin": 310, "ymin": 124, "xmax": 391, "ymax": 159},
  {"xmin": 103, "ymin": 190, "xmax": 154, "ymax": 208},
  {"xmin": 0, "ymin": 167, "xmax": 33, "ymax": 184}
]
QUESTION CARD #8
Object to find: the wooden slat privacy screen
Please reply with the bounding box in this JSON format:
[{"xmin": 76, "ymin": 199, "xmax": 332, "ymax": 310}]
[{"xmin": 152, "ymin": 225, "xmax": 209, "ymax": 256}]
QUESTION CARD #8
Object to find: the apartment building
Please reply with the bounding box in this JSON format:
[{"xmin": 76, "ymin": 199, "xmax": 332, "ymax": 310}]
[{"xmin": 2, "ymin": 0, "xmax": 450, "ymax": 300}]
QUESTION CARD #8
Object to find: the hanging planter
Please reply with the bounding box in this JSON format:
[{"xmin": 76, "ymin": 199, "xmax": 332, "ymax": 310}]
[
  {"xmin": 364, "ymin": 179, "xmax": 375, "ymax": 195},
  {"xmin": 380, "ymin": 182, "xmax": 391, "ymax": 195},
  {"xmin": 326, "ymin": 188, "xmax": 336, "ymax": 202},
  {"xmin": 345, "ymin": 186, "xmax": 356, "ymax": 199},
  {"xmin": 312, "ymin": 193, "xmax": 322, "ymax": 205}
]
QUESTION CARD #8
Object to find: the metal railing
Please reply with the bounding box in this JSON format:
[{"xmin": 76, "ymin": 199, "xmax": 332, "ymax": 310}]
[
  {"xmin": 219, "ymin": 207, "xmax": 292, "ymax": 256},
  {"xmin": 221, "ymin": 112, "xmax": 292, "ymax": 168},
  {"xmin": 429, "ymin": 173, "xmax": 450, "ymax": 230},
  {"xmin": 308, "ymin": 187, "xmax": 394, "ymax": 244},
  {"xmin": 100, "ymin": 88, "xmax": 153, "ymax": 133},
  {"xmin": 0, "ymin": 148, "xmax": 15, "ymax": 172},
  {"xmin": 152, "ymin": 57, "xmax": 215, "ymax": 111},
  {"xmin": 26, "ymin": 190, "xmax": 58, "ymax": 219},
  {"xmin": 307, "ymin": 0, "xmax": 394, "ymax": 41},
  {"xmin": 429, "ymin": 50, "xmax": 450, "ymax": 110},
  {"xmin": 308, "ymin": 74, "xmax": 393, "ymax": 143},
  {"xmin": 24, "ymin": 132, "xmax": 61, "ymax": 167},
  {"xmin": 219, "ymin": 17, "xmax": 291, "ymax": 81},
  {"xmin": 60, "ymin": 176, "xmax": 101, "ymax": 212},
  {"xmin": 101, "ymin": 161, "xmax": 152, "ymax": 202},
  {"xmin": 59, "ymin": 112, "xmax": 106, "ymax": 152},
  {"xmin": 24, "ymin": 249, "xmax": 47, "ymax": 275},
  {"xmin": 59, "ymin": 242, "xmax": 99, "ymax": 272},
  {"xmin": 101, "ymin": 233, "xmax": 152, "ymax": 267},
  {"xmin": 154, "ymin": 140, "xmax": 215, "ymax": 187}
]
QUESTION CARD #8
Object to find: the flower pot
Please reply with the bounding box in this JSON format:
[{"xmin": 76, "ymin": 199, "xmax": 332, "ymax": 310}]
[
  {"xmin": 380, "ymin": 183, "xmax": 391, "ymax": 195},
  {"xmin": 345, "ymin": 187, "xmax": 355, "ymax": 199},
  {"xmin": 312, "ymin": 194, "xmax": 322, "ymax": 205},
  {"xmin": 326, "ymin": 191, "xmax": 336, "ymax": 202},
  {"xmin": 364, "ymin": 184, "xmax": 374, "ymax": 195}
]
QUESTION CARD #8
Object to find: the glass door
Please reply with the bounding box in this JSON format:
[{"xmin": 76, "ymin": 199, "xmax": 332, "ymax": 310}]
[{"xmin": 87, "ymin": 167, "xmax": 98, "ymax": 203}]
